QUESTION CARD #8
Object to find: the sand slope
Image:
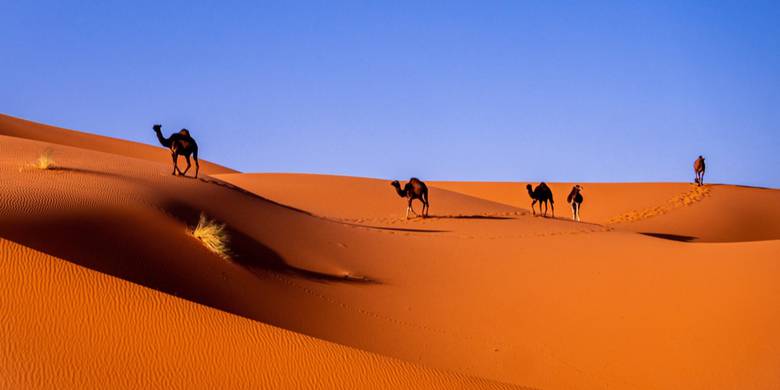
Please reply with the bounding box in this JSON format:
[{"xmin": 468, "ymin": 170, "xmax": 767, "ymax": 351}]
[
  {"xmin": 1, "ymin": 118, "xmax": 779, "ymax": 389},
  {"xmin": 0, "ymin": 238, "xmax": 521, "ymax": 389},
  {"xmin": 0, "ymin": 113, "xmax": 236, "ymax": 175}
]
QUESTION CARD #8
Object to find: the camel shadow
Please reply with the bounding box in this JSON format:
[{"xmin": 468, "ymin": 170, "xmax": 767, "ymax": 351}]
[
  {"xmin": 426, "ymin": 214, "xmax": 516, "ymax": 220},
  {"xmin": 338, "ymin": 221, "xmax": 449, "ymax": 233},
  {"xmin": 639, "ymin": 232, "xmax": 698, "ymax": 242}
]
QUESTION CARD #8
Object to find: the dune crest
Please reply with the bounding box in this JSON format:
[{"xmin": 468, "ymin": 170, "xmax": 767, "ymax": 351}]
[
  {"xmin": 0, "ymin": 113, "xmax": 235, "ymax": 175},
  {"xmin": 606, "ymin": 184, "xmax": 711, "ymax": 224}
]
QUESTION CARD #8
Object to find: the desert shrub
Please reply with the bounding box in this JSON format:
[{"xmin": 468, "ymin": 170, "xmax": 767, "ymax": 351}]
[
  {"xmin": 191, "ymin": 213, "xmax": 230, "ymax": 259},
  {"xmin": 33, "ymin": 148, "xmax": 55, "ymax": 170}
]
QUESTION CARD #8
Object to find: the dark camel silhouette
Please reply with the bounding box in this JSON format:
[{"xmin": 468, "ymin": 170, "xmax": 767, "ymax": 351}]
[
  {"xmin": 391, "ymin": 178, "xmax": 429, "ymax": 219},
  {"xmin": 694, "ymin": 155, "xmax": 705, "ymax": 186},
  {"xmin": 566, "ymin": 185, "xmax": 584, "ymax": 221},
  {"xmin": 153, "ymin": 124, "xmax": 199, "ymax": 178},
  {"xmin": 526, "ymin": 182, "xmax": 554, "ymax": 217}
]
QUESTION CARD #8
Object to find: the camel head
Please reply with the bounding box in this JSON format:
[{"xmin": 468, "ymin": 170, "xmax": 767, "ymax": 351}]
[
  {"xmin": 526, "ymin": 184, "xmax": 533, "ymax": 191},
  {"xmin": 391, "ymin": 180, "xmax": 407, "ymax": 197},
  {"xmin": 153, "ymin": 124, "xmax": 162, "ymax": 132}
]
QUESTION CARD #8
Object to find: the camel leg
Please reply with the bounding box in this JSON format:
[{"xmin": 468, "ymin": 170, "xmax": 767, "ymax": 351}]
[
  {"xmin": 577, "ymin": 204, "xmax": 581, "ymax": 222},
  {"xmin": 571, "ymin": 203, "xmax": 576, "ymax": 221},
  {"xmin": 700, "ymin": 171, "xmax": 704, "ymax": 186},
  {"xmin": 531, "ymin": 200, "xmax": 537, "ymax": 216},
  {"xmin": 409, "ymin": 198, "xmax": 417, "ymax": 217},
  {"xmin": 181, "ymin": 155, "xmax": 191, "ymax": 176},
  {"xmin": 550, "ymin": 201, "xmax": 554, "ymax": 218},
  {"xmin": 171, "ymin": 153, "xmax": 180, "ymax": 175},
  {"xmin": 193, "ymin": 151, "xmax": 199, "ymax": 179},
  {"xmin": 542, "ymin": 200, "xmax": 547, "ymax": 217}
]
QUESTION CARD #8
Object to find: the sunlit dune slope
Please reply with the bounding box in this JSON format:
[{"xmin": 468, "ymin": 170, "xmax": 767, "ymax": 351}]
[
  {"xmin": 212, "ymin": 172, "xmax": 566, "ymax": 237},
  {"xmin": 432, "ymin": 181, "xmax": 780, "ymax": 242},
  {"xmin": 0, "ymin": 239, "xmax": 521, "ymax": 390},
  {"xmin": 213, "ymin": 173, "xmax": 523, "ymax": 221},
  {"xmin": 0, "ymin": 113, "xmax": 236, "ymax": 175}
]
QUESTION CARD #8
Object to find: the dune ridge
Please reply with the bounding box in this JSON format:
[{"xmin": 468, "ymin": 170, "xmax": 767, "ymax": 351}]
[{"xmin": 0, "ymin": 113, "xmax": 236, "ymax": 175}]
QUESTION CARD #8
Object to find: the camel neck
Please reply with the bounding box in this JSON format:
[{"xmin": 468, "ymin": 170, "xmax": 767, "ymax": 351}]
[{"xmin": 154, "ymin": 130, "xmax": 172, "ymax": 147}]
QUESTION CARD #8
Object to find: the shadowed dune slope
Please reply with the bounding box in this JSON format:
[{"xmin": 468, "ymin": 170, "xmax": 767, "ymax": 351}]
[
  {"xmin": 432, "ymin": 181, "xmax": 780, "ymax": 242},
  {"xmin": 0, "ymin": 239, "xmax": 522, "ymax": 390},
  {"xmin": 1, "ymin": 120, "xmax": 780, "ymax": 389},
  {"xmin": 0, "ymin": 113, "xmax": 236, "ymax": 175}
]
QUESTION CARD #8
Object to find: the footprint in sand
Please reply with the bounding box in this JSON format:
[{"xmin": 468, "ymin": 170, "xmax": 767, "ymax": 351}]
[{"xmin": 607, "ymin": 185, "xmax": 711, "ymax": 224}]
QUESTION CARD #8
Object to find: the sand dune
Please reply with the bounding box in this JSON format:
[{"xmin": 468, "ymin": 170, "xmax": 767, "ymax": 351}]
[
  {"xmin": 0, "ymin": 113, "xmax": 235, "ymax": 175},
  {"xmin": 433, "ymin": 181, "xmax": 780, "ymax": 242},
  {"xmin": 1, "ymin": 116, "xmax": 779, "ymax": 389},
  {"xmin": 0, "ymin": 238, "xmax": 520, "ymax": 390}
]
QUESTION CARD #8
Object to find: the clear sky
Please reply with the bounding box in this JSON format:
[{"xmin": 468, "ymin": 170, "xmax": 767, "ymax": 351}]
[{"xmin": 2, "ymin": 1, "xmax": 778, "ymax": 187}]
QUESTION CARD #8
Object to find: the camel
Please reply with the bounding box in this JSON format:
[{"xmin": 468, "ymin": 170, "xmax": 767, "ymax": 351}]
[
  {"xmin": 526, "ymin": 182, "xmax": 554, "ymax": 217},
  {"xmin": 391, "ymin": 178, "xmax": 429, "ymax": 219},
  {"xmin": 567, "ymin": 185, "xmax": 584, "ymax": 221},
  {"xmin": 153, "ymin": 124, "xmax": 199, "ymax": 178},
  {"xmin": 694, "ymin": 155, "xmax": 705, "ymax": 186}
]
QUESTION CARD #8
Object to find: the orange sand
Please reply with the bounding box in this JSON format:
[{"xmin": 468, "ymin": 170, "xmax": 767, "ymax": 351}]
[{"xmin": 1, "ymin": 113, "xmax": 778, "ymax": 389}]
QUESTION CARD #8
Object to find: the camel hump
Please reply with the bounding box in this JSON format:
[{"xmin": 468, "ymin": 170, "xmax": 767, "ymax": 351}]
[
  {"xmin": 409, "ymin": 177, "xmax": 426, "ymax": 187},
  {"xmin": 694, "ymin": 158, "xmax": 704, "ymax": 171},
  {"xmin": 178, "ymin": 129, "xmax": 191, "ymax": 137}
]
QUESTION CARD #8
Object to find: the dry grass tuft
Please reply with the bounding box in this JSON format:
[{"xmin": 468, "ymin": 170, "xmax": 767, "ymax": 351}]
[
  {"xmin": 33, "ymin": 148, "xmax": 55, "ymax": 170},
  {"xmin": 191, "ymin": 213, "xmax": 230, "ymax": 259}
]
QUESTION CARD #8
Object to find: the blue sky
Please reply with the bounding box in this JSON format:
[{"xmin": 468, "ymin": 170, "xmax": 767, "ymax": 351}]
[{"xmin": 1, "ymin": 1, "xmax": 778, "ymax": 187}]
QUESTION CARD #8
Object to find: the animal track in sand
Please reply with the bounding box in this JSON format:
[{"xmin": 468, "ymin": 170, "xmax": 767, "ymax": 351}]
[{"xmin": 607, "ymin": 185, "xmax": 711, "ymax": 224}]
